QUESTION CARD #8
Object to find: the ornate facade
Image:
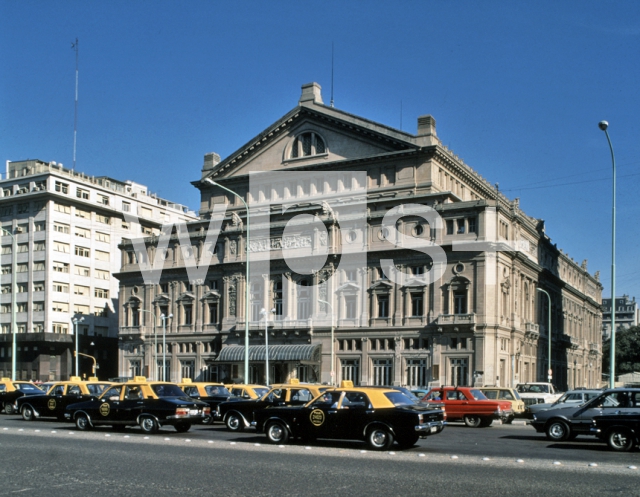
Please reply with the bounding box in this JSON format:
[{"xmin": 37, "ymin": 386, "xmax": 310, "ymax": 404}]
[{"xmin": 116, "ymin": 83, "xmax": 602, "ymax": 389}]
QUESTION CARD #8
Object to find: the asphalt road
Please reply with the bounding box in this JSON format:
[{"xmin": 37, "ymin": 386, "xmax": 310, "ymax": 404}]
[{"xmin": 1, "ymin": 416, "xmax": 638, "ymax": 497}]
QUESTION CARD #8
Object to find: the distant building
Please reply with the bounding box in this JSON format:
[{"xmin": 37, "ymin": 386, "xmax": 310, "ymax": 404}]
[
  {"xmin": 602, "ymin": 295, "xmax": 639, "ymax": 339},
  {"xmin": 115, "ymin": 82, "xmax": 603, "ymax": 390},
  {"xmin": 0, "ymin": 159, "xmax": 196, "ymax": 381}
]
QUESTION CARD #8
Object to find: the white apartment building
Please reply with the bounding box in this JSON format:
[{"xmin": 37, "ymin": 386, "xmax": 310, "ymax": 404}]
[{"xmin": 0, "ymin": 159, "xmax": 196, "ymax": 381}]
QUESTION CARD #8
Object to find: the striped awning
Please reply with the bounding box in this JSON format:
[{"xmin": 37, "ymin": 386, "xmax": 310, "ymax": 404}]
[{"xmin": 216, "ymin": 344, "xmax": 321, "ymax": 364}]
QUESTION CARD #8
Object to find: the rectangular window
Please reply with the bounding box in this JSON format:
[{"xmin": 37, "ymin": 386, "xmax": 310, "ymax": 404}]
[
  {"xmin": 54, "ymin": 222, "xmax": 70, "ymax": 234},
  {"xmin": 94, "ymin": 307, "xmax": 108, "ymax": 317},
  {"xmin": 377, "ymin": 295, "xmax": 389, "ymax": 318},
  {"xmin": 122, "ymin": 202, "xmax": 130, "ymax": 212},
  {"xmin": 17, "ymin": 223, "xmax": 28, "ymax": 234},
  {"xmin": 52, "ymin": 283, "xmax": 69, "ymax": 293},
  {"xmin": 0, "ymin": 304, "xmax": 11, "ymax": 313},
  {"xmin": 95, "ymin": 250, "xmax": 110, "ymax": 262},
  {"xmin": 73, "ymin": 304, "xmax": 90, "ymax": 315},
  {"xmin": 17, "ymin": 283, "xmax": 27, "ymax": 293},
  {"xmin": 33, "ymin": 221, "xmax": 46, "ymax": 231},
  {"xmin": 52, "ymin": 302, "xmax": 69, "ymax": 313},
  {"xmin": 16, "ymin": 263, "xmax": 28, "ymax": 273},
  {"xmin": 98, "ymin": 195, "xmax": 109, "ymax": 205},
  {"xmin": 96, "ymin": 214, "xmax": 110, "ymax": 224},
  {"xmin": 17, "ymin": 203, "xmax": 29, "ymax": 214},
  {"xmin": 74, "ymin": 285, "xmax": 90, "ymax": 296},
  {"xmin": 54, "ymin": 203, "xmax": 71, "ymax": 214},
  {"xmin": 345, "ymin": 296, "xmax": 357, "ymax": 319},
  {"xmin": 33, "ymin": 262, "xmax": 45, "ymax": 271},
  {"xmin": 94, "ymin": 288, "xmax": 109, "ymax": 299},
  {"xmin": 74, "ymin": 226, "xmax": 90, "ymax": 238},
  {"xmin": 446, "ymin": 219, "xmax": 454, "ymax": 235},
  {"xmin": 372, "ymin": 359, "xmax": 393, "ymax": 386},
  {"xmin": 411, "ymin": 293, "xmax": 424, "ymax": 317},
  {"xmin": 53, "ymin": 261, "xmax": 69, "ymax": 273},
  {"xmin": 34, "ymin": 242, "xmax": 45, "ymax": 251},
  {"xmin": 54, "ymin": 241, "xmax": 70, "ymax": 253},
  {"xmin": 33, "ymin": 302, "xmax": 45, "ymax": 312},
  {"xmin": 457, "ymin": 219, "xmax": 465, "ymax": 234},
  {"xmin": 411, "ymin": 266, "xmax": 424, "ymax": 276},
  {"xmin": 1, "ymin": 285, "xmax": 10, "ymax": 293},
  {"xmin": 468, "ymin": 217, "xmax": 477, "ymax": 234},
  {"xmin": 75, "ymin": 208, "xmax": 90, "ymax": 219},
  {"xmin": 76, "ymin": 188, "xmax": 89, "ymax": 200},
  {"xmin": 17, "ymin": 303, "xmax": 27, "ymax": 313},
  {"xmin": 55, "ymin": 181, "xmax": 68, "ymax": 194},
  {"xmin": 208, "ymin": 302, "xmax": 218, "ymax": 324},
  {"xmin": 75, "ymin": 246, "xmax": 90, "ymax": 257},
  {"xmin": 52, "ymin": 323, "xmax": 68, "ymax": 334},
  {"xmin": 1, "ymin": 266, "xmax": 11, "ymax": 274},
  {"xmin": 1, "ymin": 245, "xmax": 11, "ymax": 255},
  {"xmin": 74, "ymin": 265, "xmax": 90, "ymax": 277},
  {"xmin": 95, "ymin": 269, "xmax": 110, "ymax": 280},
  {"xmin": 95, "ymin": 232, "xmax": 110, "ymax": 243},
  {"xmin": 140, "ymin": 206, "xmax": 152, "ymax": 218}
]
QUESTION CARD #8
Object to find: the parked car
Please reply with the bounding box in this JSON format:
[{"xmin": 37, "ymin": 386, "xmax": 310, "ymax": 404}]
[
  {"xmin": 526, "ymin": 389, "xmax": 601, "ymax": 418},
  {"xmin": 252, "ymin": 382, "xmax": 446, "ymax": 450},
  {"xmin": 591, "ymin": 413, "xmax": 640, "ymax": 451},
  {"xmin": 516, "ymin": 382, "xmax": 563, "ymax": 410},
  {"xmin": 217, "ymin": 380, "xmax": 329, "ymax": 431},
  {"xmin": 479, "ymin": 387, "xmax": 524, "ymax": 422},
  {"xmin": 16, "ymin": 378, "xmax": 111, "ymax": 421},
  {"xmin": 0, "ymin": 378, "xmax": 47, "ymax": 414},
  {"xmin": 225, "ymin": 384, "xmax": 269, "ymax": 400},
  {"xmin": 64, "ymin": 377, "xmax": 210, "ymax": 433},
  {"xmin": 178, "ymin": 380, "xmax": 235, "ymax": 424},
  {"xmin": 421, "ymin": 386, "xmax": 513, "ymax": 427},
  {"xmin": 529, "ymin": 388, "xmax": 640, "ymax": 441}
]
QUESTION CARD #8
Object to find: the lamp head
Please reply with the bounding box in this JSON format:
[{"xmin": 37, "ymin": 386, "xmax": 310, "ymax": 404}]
[{"xmin": 598, "ymin": 120, "xmax": 609, "ymax": 131}]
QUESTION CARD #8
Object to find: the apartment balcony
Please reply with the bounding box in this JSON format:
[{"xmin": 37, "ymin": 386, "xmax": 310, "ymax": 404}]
[
  {"xmin": 434, "ymin": 313, "xmax": 476, "ymax": 332},
  {"xmin": 525, "ymin": 322, "xmax": 540, "ymax": 339}
]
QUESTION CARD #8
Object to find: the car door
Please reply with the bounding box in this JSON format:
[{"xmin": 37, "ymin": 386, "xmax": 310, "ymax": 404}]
[
  {"xmin": 44, "ymin": 384, "xmax": 65, "ymax": 416},
  {"xmin": 341, "ymin": 391, "xmax": 373, "ymax": 439},
  {"xmin": 117, "ymin": 385, "xmax": 144, "ymax": 423},
  {"xmin": 300, "ymin": 391, "xmax": 347, "ymax": 439},
  {"xmin": 93, "ymin": 385, "xmax": 124, "ymax": 425},
  {"xmin": 571, "ymin": 391, "xmax": 635, "ymax": 433}
]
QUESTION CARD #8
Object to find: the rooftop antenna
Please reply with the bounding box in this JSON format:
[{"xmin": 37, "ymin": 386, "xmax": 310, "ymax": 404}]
[
  {"xmin": 330, "ymin": 42, "xmax": 334, "ymax": 107},
  {"xmin": 71, "ymin": 38, "xmax": 79, "ymax": 169}
]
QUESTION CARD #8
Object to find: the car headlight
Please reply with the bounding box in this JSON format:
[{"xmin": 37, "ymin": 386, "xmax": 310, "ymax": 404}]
[{"xmin": 532, "ymin": 415, "xmax": 537, "ymax": 421}]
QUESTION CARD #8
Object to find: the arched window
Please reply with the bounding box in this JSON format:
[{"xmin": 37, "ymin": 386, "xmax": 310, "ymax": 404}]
[{"xmin": 290, "ymin": 132, "xmax": 326, "ymax": 159}]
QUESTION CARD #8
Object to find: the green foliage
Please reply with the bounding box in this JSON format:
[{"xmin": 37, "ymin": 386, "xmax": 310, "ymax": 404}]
[{"xmin": 602, "ymin": 326, "xmax": 640, "ymax": 378}]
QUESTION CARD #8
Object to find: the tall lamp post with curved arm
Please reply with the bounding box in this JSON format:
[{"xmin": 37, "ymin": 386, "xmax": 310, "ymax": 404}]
[
  {"xmin": 71, "ymin": 316, "xmax": 84, "ymax": 377},
  {"xmin": 1, "ymin": 227, "xmax": 19, "ymax": 380},
  {"xmin": 203, "ymin": 177, "xmax": 250, "ymax": 383},
  {"xmin": 599, "ymin": 120, "xmax": 616, "ymax": 389},
  {"xmin": 318, "ymin": 299, "xmax": 335, "ymax": 386},
  {"xmin": 536, "ymin": 288, "xmax": 552, "ymax": 383}
]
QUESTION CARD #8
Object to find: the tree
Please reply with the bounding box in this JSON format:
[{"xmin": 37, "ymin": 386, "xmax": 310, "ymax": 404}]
[{"xmin": 602, "ymin": 326, "xmax": 640, "ymax": 379}]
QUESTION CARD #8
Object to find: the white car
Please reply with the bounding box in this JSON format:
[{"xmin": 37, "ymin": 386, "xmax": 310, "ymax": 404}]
[{"xmin": 527, "ymin": 389, "xmax": 601, "ymax": 417}]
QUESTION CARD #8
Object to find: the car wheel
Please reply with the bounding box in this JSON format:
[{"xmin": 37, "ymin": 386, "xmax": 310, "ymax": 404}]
[
  {"xmin": 545, "ymin": 420, "xmax": 570, "ymax": 441},
  {"xmin": 265, "ymin": 421, "xmax": 289, "ymax": 444},
  {"xmin": 396, "ymin": 433, "xmax": 420, "ymax": 449},
  {"xmin": 21, "ymin": 405, "xmax": 35, "ymax": 421},
  {"xmin": 202, "ymin": 415, "xmax": 214, "ymax": 425},
  {"xmin": 174, "ymin": 422, "xmax": 191, "ymax": 433},
  {"xmin": 75, "ymin": 414, "xmax": 92, "ymax": 431},
  {"xmin": 607, "ymin": 428, "xmax": 634, "ymax": 452},
  {"xmin": 504, "ymin": 415, "xmax": 514, "ymax": 425},
  {"xmin": 366, "ymin": 427, "xmax": 395, "ymax": 451},
  {"xmin": 139, "ymin": 416, "xmax": 159, "ymax": 434},
  {"xmin": 225, "ymin": 412, "xmax": 244, "ymax": 432},
  {"xmin": 463, "ymin": 415, "xmax": 482, "ymax": 428},
  {"xmin": 4, "ymin": 403, "xmax": 15, "ymax": 415}
]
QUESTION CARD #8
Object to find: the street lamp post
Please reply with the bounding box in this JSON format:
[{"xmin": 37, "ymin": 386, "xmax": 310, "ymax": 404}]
[
  {"xmin": 260, "ymin": 308, "xmax": 275, "ymax": 386},
  {"xmin": 139, "ymin": 309, "xmax": 157, "ymax": 379},
  {"xmin": 71, "ymin": 316, "xmax": 84, "ymax": 377},
  {"xmin": 1, "ymin": 227, "xmax": 18, "ymax": 380},
  {"xmin": 203, "ymin": 177, "xmax": 251, "ymax": 383},
  {"xmin": 599, "ymin": 120, "xmax": 616, "ymax": 389},
  {"xmin": 537, "ymin": 288, "xmax": 552, "ymax": 383},
  {"xmin": 160, "ymin": 313, "xmax": 172, "ymax": 382},
  {"xmin": 74, "ymin": 351, "xmax": 97, "ymax": 376},
  {"xmin": 318, "ymin": 299, "xmax": 335, "ymax": 386}
]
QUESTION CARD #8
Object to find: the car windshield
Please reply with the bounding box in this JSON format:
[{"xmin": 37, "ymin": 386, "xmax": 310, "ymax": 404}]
[
  {"xmin": 205, "ymin": 385, "xmax": 230, "ymax": 396},
  {"xmin": 517, "ymin": 384, "xmax": 549, "ymax": 393},
  {"xmin": 15, "ymin": 383, "xmax": 42, "ymax": 393},
  {"xmin": 470, "ymin": 389, "xmax": 488, "ymax": 400},
  {"xmin": 384, "ymin": 391, "xmax": 417, "ymax": 406},
  {"xmin": 87, "ymin": 384, "xmax": 109, "ymax": 395},
  {"xmin": 152, "ymin": 384, "xmax": 187, "ymax": 398}
]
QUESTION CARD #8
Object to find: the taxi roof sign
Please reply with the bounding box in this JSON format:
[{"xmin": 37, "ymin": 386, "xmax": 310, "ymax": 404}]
[
  {"xmin": 133, "ymin": 376, "xmax": 147, "ymax": 382},
  {"xmin": 69, "ymin": 376, "xmax": 82, "ymax": 381},
  {"xmin": 182, "ymin": 378, "xmax": 193, "ymax": 383},
  {"xmin": 288, "ymin": 379, "xmax": 300, "ymax": 385},
  {"xmin": 340, "ymin": 380, "xmax": 354, "ymax": 388}
]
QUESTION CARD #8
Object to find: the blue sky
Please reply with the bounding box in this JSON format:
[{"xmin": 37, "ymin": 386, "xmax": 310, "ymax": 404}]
[{"xmin": 2, "ymin": 1, "xmax": 639, "ymax": 300}]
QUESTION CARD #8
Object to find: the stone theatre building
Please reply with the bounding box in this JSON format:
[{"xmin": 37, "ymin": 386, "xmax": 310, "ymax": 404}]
[{"xmin": 116, "ymin": 83, "xmax": 602, "ymax": 390}]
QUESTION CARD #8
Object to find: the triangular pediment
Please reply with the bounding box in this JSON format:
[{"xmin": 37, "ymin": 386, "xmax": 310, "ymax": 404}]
[
  {"xmin": 196, "ymin": 84, "xmax": 421, "ymax": 184},
  {"xmin": 201, "ymin": 290, "xmax": 221, "ymax": 302},
  {"xmin": 369, "ymin": 279, "xmax": 394, "ymax": 291},
  {"xmin": 403, "ymin": 277, "xmax": 428, "ymax": 288},
  {"xmin": 336, "ymin": 282, "xmax": 361, "ymax": 293}
]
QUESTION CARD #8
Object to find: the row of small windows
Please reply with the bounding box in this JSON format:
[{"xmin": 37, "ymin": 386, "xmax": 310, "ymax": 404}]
[
  {"xmin": 290, "ymin": 132, "xmax": 326, "ymax": 159},
  {"xmin": 1, "ymin": 302, "xmax": 108, "ymax": 316}
]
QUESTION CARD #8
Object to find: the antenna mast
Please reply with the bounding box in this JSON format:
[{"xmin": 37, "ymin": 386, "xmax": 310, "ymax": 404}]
[
  {"xmin": 72, "ymin": 38, "xmax": 79, "ymax": 169},
  {"xmin": 330, "ymin": 42, "xmax": 334, "ymax": 107}
]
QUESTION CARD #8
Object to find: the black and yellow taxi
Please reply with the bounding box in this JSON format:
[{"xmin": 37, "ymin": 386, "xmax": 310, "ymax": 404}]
[
  {"xmin": 64, "ymin": 377, "xmax": 210, "ymax": 433},
  {"xmin": 178, "ymin": 379, "xmax": 234, "ymax": 424},
  {"xmin": 252, "ymin": 381, "xmax": 446, "ymax": 450},
  {"xmin": 217, "ymin": 379, "xmax": 330, "ymax": 432},
  {"xmin": 15, "ymin": 377, "xmax": 111, "ymax": 421},
  {"xmin": 0, "ymin": 378, "xmax": 45, "ymax": 415}
]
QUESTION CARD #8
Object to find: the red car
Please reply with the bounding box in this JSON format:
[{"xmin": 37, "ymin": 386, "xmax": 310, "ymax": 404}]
[{"xmin": 420, "ymin": 386, "xmax": 513, "ymax": 427}]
